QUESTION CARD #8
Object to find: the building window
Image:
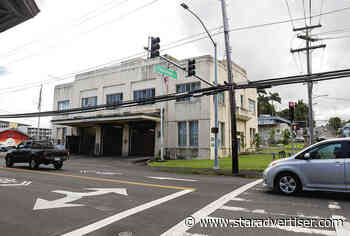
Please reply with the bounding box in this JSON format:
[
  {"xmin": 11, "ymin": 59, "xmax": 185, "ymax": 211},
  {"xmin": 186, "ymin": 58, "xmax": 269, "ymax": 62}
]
[
  {"xmin": 248, "ymin": 99, "xmax": 256, "ymax": 113},
  {"xmin": 218, "ymin": 92, "xmax": 225, "ymax": 105},
  {"xmin": 176, "ymin": 82, "xmax": 200, "ymax": 102},
  {"xmin": 106, "ymin": 93, "xmax": 123, "ymax": 105},
  {"xmin": 240, "ymin": 95, "xmax": 244, "ymax": 108},
  {"xmin": 178, "ymin": 122, "xmax": 187, "ymax": 146},
  {"xmin": 220, "ymin": 122, "xmax": 225, "ymax": 147},
  {"xmin": 81, "ymin": 96, "xmax": 97, "ymax": 108},
  {"xmin": 134, "ymin": 88, "xmax": 155, "ymax": 102},
  {"xmin": 58, "ymin": 100, "xmax": 69, "ymax": 111},
  {"xmin": 189, "ymin": 120, "xmax": 199, "ymax": 146}
]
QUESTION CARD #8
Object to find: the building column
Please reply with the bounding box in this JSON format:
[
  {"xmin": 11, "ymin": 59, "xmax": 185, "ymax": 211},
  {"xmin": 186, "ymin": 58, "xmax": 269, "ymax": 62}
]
[
  {"xmin": 122, "ymin": 124, "xmax": 129, "ymax": 157},
  {"xmin": 95, "ymin": 126, "xmax": 102, "ymax": 156}
]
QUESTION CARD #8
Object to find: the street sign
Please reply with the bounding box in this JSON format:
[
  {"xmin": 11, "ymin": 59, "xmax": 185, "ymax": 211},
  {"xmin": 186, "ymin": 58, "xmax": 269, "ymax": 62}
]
[{"xmin": 156, "ymin": 64, "xmax": 177, "ymax": 79}]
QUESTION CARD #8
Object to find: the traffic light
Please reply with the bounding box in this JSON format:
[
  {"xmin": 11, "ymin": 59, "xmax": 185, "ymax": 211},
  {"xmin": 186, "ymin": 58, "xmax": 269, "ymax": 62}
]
[
  {"xmin": 150, "ymin": 37, "xmax": 160, "ymax": 58},
  {"xmin": 187, "ymin": 59, "xmax": 196, "ymax": 77},
  {"xmin": 289, "ymin": 101, "xmax": 295, "ymax": 122}
]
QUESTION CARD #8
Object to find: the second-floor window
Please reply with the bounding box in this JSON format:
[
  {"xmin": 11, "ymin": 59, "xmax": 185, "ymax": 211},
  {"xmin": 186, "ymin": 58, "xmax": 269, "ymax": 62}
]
[
  {"xmin": 176, "ymin": 82, "xmax": 200, "ymax": 102},
  {"xmin": 107, "ymin": 93, "xmax": 123, "ymax": 105},
  {"xmin": 58, "ymin": 100, "xmax": 69, "ymax": 111},
  {"xmin": 189, "ymin": 120, "xmax": 199, "ymax": 146},
  {"xmin": 81, "ymin": 96, "xmax": 97, "ymax": 108},
  {"xmin": 218, "ymin": 92, "xmax": 225, "ymax": 105},
  {"xmin": 178, "ymin": 122, "xmax": 187, "ymax": 146},
  {"xmin": 134, "ymin": 88, "xmax": 155, "ymax": 101},
  {"xmin": 240, "ymin": 95, "xmax": 244, "ymax": 108},
  {"xmin": 248, "ymin": 99, "xmax": 256, "ymax": 113}
]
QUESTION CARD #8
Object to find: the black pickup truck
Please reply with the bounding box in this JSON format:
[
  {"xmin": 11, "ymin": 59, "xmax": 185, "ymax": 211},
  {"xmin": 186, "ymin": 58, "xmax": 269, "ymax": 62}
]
[{"xmin": 5, "ymin": 140, "xmax": 69, "ymax": 169}]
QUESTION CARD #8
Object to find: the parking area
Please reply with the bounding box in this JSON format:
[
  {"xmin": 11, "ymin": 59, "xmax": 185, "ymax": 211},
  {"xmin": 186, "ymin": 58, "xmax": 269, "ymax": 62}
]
[{"xmin": 170, "ymin": 180, "xmax": 350, "ymax": 236}]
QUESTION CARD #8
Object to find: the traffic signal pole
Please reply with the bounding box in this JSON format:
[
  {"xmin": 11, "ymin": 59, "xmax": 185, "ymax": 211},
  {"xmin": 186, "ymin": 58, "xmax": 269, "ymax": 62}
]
[{"xmin": 220, "ymin": 0, "xmax": 239, "ymax": 174}]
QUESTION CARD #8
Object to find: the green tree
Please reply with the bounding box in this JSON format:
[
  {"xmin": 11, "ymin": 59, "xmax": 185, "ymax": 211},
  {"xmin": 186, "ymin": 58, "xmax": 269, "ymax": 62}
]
[
  {"xmin": 258, "ymin": 90, "xmax": 282, "ymax": 116},
  {"xmin": 278, "ymin": 100, "xmax": 310, "ymax": 123},
  {"xmin": 328, "ymin": 117, "xmax": 342, "ymax": 131},
  {"xmin": 282, "ymin": 129, "xmax": 291, "ymax": 145},
  {"xmin": 268, "ymin": 128, "xmax": 276, "ymax": 145}
]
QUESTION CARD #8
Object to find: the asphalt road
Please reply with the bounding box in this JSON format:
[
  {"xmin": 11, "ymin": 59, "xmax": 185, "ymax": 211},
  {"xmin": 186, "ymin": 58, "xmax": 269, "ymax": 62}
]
[{"xmin": 0, "ymin": 153, "xmax": 349, "ymax": 236}]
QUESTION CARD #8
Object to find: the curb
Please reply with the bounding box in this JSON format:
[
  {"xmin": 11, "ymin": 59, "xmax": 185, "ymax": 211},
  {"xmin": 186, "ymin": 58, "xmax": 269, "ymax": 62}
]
[{"xmin": 147, "ymin": 164, "xmax": 263, "ymax": 178}]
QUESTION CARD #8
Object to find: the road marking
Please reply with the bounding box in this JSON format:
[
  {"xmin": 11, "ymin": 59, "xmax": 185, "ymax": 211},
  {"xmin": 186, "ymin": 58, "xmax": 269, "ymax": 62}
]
[
  {"xmin": 0, "ymin": 180, "xmax": 32, "ymax": 186},
  {"xmin": 329, "ymin": 202, "xmax": 341, "ymax": 210},
  {"xmin": 231, "ymin": 197, "xmax": 251, "ymax": 202},
  {"xmin": 160, "ymin": 179, "xmax": 263, "ymax": 236},
  {"xmin": 332, "ymin": 215, "xmax": 350, "ymax": 236},
  {"xmin": 220, "ymin": 206, "xmax": 323, "ymax": 219},
  {"xmin": 0, "ymin": 167, "xmax": 194, "ymax": 191},
  {"xmin": 62, "ymin": 189, "xmax": 194, "ymax": 236},
  {"xmin": 147, "ymin": 176, "xmax": 198, "ymax": 182},
  {"xmin": 33, "ymin": 188, "xmax": 128, "ymax": 210},
  {"xmin": 206, "ymin": 217, "xmax": 335, "ymax": 236},
  {"xmin": 80, "ymin": 170, "xmax": 123, "ymax": 175}
]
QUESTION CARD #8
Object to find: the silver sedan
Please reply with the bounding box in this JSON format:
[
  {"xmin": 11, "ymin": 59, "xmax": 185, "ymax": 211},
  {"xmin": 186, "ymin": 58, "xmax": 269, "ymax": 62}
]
[{"xmin": 263, "ymin": 138, "xmax": 350, "ymax": 195}]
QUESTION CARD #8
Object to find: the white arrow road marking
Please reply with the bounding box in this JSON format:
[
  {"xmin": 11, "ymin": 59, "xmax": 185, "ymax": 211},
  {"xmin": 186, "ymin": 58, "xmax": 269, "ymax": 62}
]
[
  {"xmin": 147, "ymin": 176, "xmax": 198, "ymax": 182},
  {"xmin": 160, "ymin": 179, "xmax": 263, "ymax": 236},
  {"xmin": 0, "ymin": 181, "xmax": 32, "ymax": 186},
  {"xmin": 33, "ymin": 188, "xmax": 128, "ymax": 210},
  {"xmin": 62, "ymin": 189, "xmax": 194, "ymax": 236},
  {"xmin": 332, "ymin": 215, "xmax": 350, "ymax": 236}
]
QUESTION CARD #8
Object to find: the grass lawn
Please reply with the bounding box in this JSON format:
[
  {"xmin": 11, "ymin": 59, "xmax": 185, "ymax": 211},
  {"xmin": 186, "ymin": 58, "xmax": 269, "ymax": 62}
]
[{"xmin": 149, "ymin": 154, "xmax": 274, "ymax": 172}]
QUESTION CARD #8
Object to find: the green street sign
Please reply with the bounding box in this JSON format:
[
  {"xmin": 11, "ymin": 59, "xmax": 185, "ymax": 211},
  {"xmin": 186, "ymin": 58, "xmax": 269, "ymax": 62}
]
[{"xmin": 156, "ymin": 64, "xmax": 178, "ymax": 79}]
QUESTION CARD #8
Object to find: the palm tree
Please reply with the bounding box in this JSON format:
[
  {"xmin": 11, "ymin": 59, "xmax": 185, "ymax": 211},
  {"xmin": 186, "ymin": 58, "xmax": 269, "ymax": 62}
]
[{"xmin": 268, "ymin": 92, "xmax": 281, "ymax": 115}]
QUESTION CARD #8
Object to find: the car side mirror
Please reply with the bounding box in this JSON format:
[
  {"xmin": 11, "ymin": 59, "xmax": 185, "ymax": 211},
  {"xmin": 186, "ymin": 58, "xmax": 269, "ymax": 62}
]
[{"xmin": 304, "ymin": 153, "xmax": 311, "ymax": 160}]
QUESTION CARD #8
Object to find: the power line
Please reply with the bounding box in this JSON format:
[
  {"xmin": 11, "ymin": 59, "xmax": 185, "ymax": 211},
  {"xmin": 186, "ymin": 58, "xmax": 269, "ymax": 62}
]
[
  {"xmin": 4, "ymin": 3, "xmax": 350, "ymax": 67},
  {"xmin": 319, "ymin": 0, "xmax": 325, "ymax": 24},
  {"xmin": 1, "ymin": 5, "xmax": 350, "ymax": 95},
  {"xmin": 0, "ymin": 0, "xmax": 131, "ymax": 59},
  {"xmin": 284, "ymin": 0, "xmax": 296, "ymax": 29},
  {"xmin": 3, "ymin": 0, "xmax": 160, "ymax": 66}
]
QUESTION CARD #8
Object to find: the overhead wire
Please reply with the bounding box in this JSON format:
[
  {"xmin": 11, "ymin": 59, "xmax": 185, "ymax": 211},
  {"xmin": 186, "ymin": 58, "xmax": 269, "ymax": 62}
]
[
  {"xmin": 1, "ymin": 4, "xmax": 350, "ymax": 96},
  {"xmin": 284, "ymin": 0, "xmax": 296, "ymax": 29}
]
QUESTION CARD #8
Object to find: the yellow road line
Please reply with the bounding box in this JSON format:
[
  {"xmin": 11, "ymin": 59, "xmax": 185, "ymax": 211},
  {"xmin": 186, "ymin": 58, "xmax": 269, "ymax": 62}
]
[{"xmin": 0, "ymin": 167, "xmax": 195, "ymax": 191}]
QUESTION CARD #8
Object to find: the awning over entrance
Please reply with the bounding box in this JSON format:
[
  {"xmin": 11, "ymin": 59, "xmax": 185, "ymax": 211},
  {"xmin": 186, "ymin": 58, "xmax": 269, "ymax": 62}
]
[
  {"xmin": 51, "ymin": 112, "xmax": 161, "ymax": 127},
  {"xmin": 0, "ymin": 0, "xmax": 40, "ymax": 33}
]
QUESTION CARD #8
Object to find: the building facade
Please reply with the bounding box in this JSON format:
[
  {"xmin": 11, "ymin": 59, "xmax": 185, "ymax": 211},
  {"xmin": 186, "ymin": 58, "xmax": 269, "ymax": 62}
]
[
  {"xmin": 258, "ymin": 115, "xmax": 291, "ymax": 144},
  {"xmin": 51, "ymin": 55, "xmax": 258, "ymax": 159}
]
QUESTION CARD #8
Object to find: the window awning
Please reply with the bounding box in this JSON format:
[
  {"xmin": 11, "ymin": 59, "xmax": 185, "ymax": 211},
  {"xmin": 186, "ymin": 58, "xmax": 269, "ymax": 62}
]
[{"xmin": 0, "ymin": 0, "xmax": 40, "ymax": 33}]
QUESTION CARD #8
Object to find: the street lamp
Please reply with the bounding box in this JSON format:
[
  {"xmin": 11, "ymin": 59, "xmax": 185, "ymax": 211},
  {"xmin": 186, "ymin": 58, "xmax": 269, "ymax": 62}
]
[{"xmin": 181, "ymin": 3, "xmax": 220, "ymax": 169}]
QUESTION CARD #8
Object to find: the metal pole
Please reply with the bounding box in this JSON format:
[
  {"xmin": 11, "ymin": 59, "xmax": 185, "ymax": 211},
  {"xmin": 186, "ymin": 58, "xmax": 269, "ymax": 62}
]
[
  {"xmin": 306, "ymin": 29, "xmax": 314, "ymax": 144},
  {"xmin": 160, "ymin": 76, "xmax": 164, "ymax": 161},
  {"xmin": 291, "ymin": 123, "xmax": 295, "ymax": 154},
  {"xmin": 37, "ymin": 84, "xmax": 42, "ymax": 140},
  {"xmin": 220, "ymin": 0, "xmax": 239, "ymax": 174},
  {"xmin": 214, "ymin": 43, "xmax": 219, "ymax": 169}
]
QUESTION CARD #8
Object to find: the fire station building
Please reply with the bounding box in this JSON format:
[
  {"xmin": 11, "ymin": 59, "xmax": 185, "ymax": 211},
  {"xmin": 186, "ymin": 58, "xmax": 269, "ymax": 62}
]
[{"xmin": 51, "ymin": 55, "xmax": 258, "ymax": 159}]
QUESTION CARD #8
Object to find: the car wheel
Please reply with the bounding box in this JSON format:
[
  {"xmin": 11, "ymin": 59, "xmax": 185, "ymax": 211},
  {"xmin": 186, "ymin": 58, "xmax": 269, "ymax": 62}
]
[
  {"xmin": 275, "ymin": 172, "xmax": 301, "ymax": 195},
  {"xmin": 54, "ymin": 161, "xmax": 63, "ymax": 170},
  {"xmin": 29, "ymin": 159, "xmax": 39, "ymax": 170},
  {"xmin": 5, "ymin": 157, "xmax": 13, "ymax": 167}
]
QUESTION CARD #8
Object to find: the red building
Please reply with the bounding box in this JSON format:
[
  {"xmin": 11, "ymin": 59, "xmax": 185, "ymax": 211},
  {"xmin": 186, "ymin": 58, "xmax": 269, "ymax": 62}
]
[{"xmin": 0, "ymin": 129, "xmax": 29, "ymax": 147}]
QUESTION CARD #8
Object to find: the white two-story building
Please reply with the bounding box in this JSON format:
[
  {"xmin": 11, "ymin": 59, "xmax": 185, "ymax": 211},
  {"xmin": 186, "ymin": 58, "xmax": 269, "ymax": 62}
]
[{"xmin": 51, "ymin": 54, "xmax": 257, "ymax": 159}]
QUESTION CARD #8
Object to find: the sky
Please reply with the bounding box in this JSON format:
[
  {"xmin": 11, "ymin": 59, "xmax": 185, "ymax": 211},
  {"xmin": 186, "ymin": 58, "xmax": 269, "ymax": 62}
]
[{"xmin": 0, "ymin": 0, "xmax": 350, "ymax": 128}]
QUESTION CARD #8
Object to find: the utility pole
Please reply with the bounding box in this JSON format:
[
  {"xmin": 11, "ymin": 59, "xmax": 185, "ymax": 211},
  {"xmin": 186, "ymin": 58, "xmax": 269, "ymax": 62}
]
[
  {"xmin": 219, "ymin": 0, "xmax": 239, "ymax": 174},
  {"xmin": 291, "ymin": 24, "xmax": 326, "ymax": 145},
  {"xmin": 37, "ymin": 84, "xmax": 43, "ymax": 140}
]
